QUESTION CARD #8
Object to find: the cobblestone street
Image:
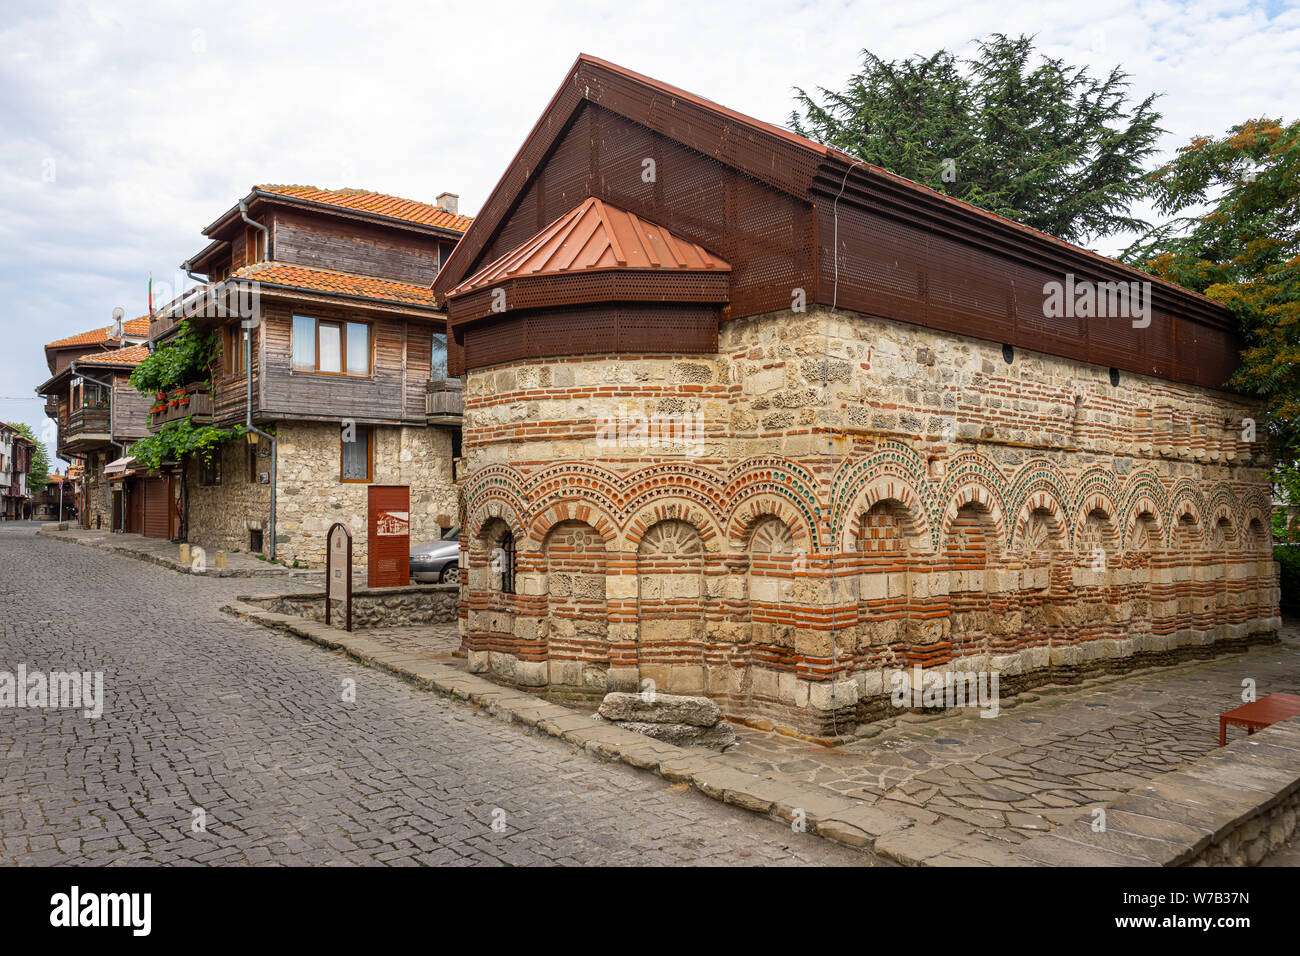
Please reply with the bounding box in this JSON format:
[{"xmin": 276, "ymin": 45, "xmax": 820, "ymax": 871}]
[{"xmin": 0, "ymin": 524, "xmax": 868, "ymax": 866}]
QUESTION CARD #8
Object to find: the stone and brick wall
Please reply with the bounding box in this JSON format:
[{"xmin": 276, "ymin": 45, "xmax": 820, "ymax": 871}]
[{"xmin": 458, "ymin": 306, "xmax": 1280, "ymax": 735}]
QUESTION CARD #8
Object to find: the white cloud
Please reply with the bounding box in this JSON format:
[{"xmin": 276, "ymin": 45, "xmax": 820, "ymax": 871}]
[{"xmin": 1, "ymin": 0, "xmax": 1296, "ymax": 460}]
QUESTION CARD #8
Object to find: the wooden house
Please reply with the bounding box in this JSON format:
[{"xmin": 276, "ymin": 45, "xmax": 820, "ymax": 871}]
[
  {"xmin": 34, "ymin": 340, "xmax": 155, "ymax": 532},
  {"xmin": 148, "ymin": 185, "xmax": 471, "ymax": 565}
]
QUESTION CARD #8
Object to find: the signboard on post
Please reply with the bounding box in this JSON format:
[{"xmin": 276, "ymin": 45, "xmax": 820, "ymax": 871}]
[
  {"xmin": 326, "ymin": 522, "xmax": 353, "ymax": 632},
  {"xmin": 367, "ymin": 485, "xmax": 410, "ymax": 588}
]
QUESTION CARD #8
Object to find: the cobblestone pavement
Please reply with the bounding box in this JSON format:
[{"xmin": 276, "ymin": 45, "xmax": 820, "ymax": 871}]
[
  {"xmin": 287, "ymin": 569, "xmax": 1300, "ymax": 858},
  {"xmin": 0, "ymin": 524, "xmax": 871, "ymax": 866},
  {"xmin": 720, "ymin": 628, "xmax": 1300, "ymax": 847}
]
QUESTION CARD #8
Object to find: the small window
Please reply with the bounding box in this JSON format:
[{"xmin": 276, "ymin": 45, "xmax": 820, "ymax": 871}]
[
  {"xmin": 226, "ymin": 326, "xmax": 246, "ymax": 376},
  {"xmin": 451, "ymin": 428, "xmax": 462, "ymax": 460},
  {"xmin": 341, "ymin": 425, "xmax": 373, "ymax": 482},
  {"xmin": 200, "ymin": 453, "xmax": 221, "ymax": 486},
  {"xmin": 247, "ymin": 444, "xmax": 258, "ymax": 483},
  {"xmin": 498, "ymin": 531, "xmax": 516, "ymax": 595},
  {"xmin": 1002, "ymin": 344, "xmax": 1015, "ymax": 364},
  {"xmin": 432, "ymin": 331, "xmax": 448, "ymax": 379},
  {"xmin": 1109, "ymin": 367, "xmax": 1120, "ymax": 387},
  {"xmin": 292, "ymin": 316, "xmax": 370, "ymax": 376}
]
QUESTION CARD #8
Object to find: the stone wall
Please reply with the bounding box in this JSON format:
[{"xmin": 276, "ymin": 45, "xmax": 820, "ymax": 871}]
[
  {"xmin": 243, "ymin": 583, "xmax": 458, "ymax": 628},
  {"xmin": 275, "ymin": 421, "xmax": 457, "ymax": 568},
  {"xmin": 186, "ymin": 438, "xmax": 273, "ymax": 556},
  {"xmin": 458, "ymin": 305, "xmax": 1280, "ymax": 736},
  {"xmin": 83, "ymin": 456, "xmax": 111, "ymax": 530},
  {"xmin": 183, "ymin": 421, "xmax": 456, "ymax": 569}
]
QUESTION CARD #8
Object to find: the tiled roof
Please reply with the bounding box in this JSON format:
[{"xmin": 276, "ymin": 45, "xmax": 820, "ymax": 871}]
[
  {"xmin": 256, "ymin": 185, "xmax": 473, "ymax": 233},
  {"xmin": 45, "ymin": 316, "xmax": 150, "ymax": 350},
  {"xmin": 448, "ymin": 197, "xmax": 729, "ymax": 297},
  {"xmin": 232, "ymin": 262, "xmax": 441, "ymax": 308},
  {"xmin": 71, "ymin": 344, "xmax": 151, "ymax": 368}
]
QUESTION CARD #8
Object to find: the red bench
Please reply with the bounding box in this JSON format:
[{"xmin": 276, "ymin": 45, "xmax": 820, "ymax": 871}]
[{"xmin": 1219, "ymin": 693, "xmax": 1300, "ymax": 746}]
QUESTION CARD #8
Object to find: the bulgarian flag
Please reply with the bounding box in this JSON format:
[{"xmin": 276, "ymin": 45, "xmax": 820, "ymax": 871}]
[{"xmin": 148, "ymin": 273, "xmax": 153, "ymax": 317}]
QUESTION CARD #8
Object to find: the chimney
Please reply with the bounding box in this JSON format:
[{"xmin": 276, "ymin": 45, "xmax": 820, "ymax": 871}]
[{"xmin": 435, "ymin": 192, "xmax": 459, "ymax": 215}]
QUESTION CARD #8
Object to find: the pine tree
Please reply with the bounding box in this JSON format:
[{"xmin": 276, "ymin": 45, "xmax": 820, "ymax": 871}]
[{"xmin": 791, "ymin": 34, "xmax": 1164, "ymax": 244}]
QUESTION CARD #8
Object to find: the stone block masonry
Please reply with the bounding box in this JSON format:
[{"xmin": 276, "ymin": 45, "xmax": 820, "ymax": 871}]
[
  {"xmin": 457, "ymin": 306, "xmax": 1280, "ymax": 737},
  {"xmin": 186, "ymin": 421, "xmax": 457, "ymax": 569}
]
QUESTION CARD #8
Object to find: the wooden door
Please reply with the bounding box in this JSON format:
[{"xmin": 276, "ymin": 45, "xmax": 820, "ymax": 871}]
[{"xmin": 367, "ymin": 485, "xmax": 410, "ymax": 587}]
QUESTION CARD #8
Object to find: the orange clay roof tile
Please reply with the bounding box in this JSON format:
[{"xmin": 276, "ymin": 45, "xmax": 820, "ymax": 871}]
[
  {"xmin": 45, "ymin": 316, "xmax": 150, "ymax": 350},
  {"xmin": 232, "ymin": 262, "xmax": 441, "ymax": 308},
  {"xmin": 71, "ymin": 343, "xmax": 151, "ymax": 368},
  {"xmin": 256, "ymin": 185, "xmax": 473, "ymax": 233}
]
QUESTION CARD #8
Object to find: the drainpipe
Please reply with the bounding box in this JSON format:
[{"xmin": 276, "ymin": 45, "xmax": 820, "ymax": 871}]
[
  {"xmin": 72, "ymin": 364, "xmax": 126, "ymax": 533},
  {"xmin": 238, "ymin": 200, "xmax": 271, "ymax": 262},
  {"xmin": 241, "ymin": 299, "xmax": 276, "ymax": 562},
  {"xmin": 235, "ymin": 203, "xmax": 276, "ymax": 561}
]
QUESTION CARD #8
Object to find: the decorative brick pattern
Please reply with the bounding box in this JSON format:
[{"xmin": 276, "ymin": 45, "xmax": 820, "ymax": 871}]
[{"xmin": 458, "ymin": 307, "xmax": 1280, "ymax": 735}]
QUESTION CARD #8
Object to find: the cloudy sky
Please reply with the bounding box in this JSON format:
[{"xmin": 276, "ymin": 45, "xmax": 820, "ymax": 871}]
[{"xmin": 1, "ymin": 0, "xmax": 1297, "ymax": 466}]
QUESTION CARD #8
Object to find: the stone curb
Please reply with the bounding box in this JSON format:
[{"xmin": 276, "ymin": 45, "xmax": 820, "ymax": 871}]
[
  {"xmin": 219, "ymin": 599, "xmax": 1300, "ymax": 868},
  {"xmin": 38, "ymin": 529, "xmax": 295, "ymax": 578}
]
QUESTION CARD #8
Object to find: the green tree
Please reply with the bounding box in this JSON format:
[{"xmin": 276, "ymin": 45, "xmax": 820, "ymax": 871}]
[
  {"xmin": 7, "ymin": 422, "xmax": 50, "ymax": 495},
  {"xmin": 1122, "ymin": 118, "xmax": 1300, "ymax": 465},
  {"xmin": 791, "ymin": 33, "xmax": 1164, "ymax": 244}
]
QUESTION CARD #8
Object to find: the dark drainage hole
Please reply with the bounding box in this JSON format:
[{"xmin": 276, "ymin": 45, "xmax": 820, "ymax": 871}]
[
  {"xmin": 1021, "ymin": 718, "xmax": 1042, "ymax": 724},
  {"xmin": 1086, "ymin": 702, "xmax": 1109, "ymax": 708},
  {"xmin": 1142, "ymin": 689, "xmax": 1164, "ymax": 694},
  {"xmin": 935, "ymin": 738, "xmax": 960, "ymax": 745}
]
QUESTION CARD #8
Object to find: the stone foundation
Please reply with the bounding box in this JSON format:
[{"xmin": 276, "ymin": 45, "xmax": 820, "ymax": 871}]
[
  {"xmin": 243, "ymin": 583, "xmax": 457, "ymax": 628},
  {"xmin": 458, "ymin": 306, "xmax": 1281, "ymax": 737}
]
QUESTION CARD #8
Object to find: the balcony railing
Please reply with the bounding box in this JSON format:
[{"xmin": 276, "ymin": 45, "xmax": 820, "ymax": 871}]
[
  {"xmin": 426, "ymin": 379, "xmax": 463, "ymax": 423},
  {"xmin": 149, "ymin": 384, "xmax": 213, "ymax": 430},
  {"xmin": 62, "ymin": 405, "xmax": 112, "ymax": 452}
]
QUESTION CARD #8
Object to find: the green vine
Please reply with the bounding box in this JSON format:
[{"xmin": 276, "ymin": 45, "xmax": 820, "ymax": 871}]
[
  {"xmin": 130, "ymin": 320, "xmax": 217, "ymax": 395},
  {"xmin": 129, "ymin": 418, "xmax": 248, "ymax": 470}
]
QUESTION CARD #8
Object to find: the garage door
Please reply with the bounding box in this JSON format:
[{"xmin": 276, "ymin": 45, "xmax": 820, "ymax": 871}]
[{"xmin": 141, "ymin": 477, "xmax": 170, "ymax": 539}]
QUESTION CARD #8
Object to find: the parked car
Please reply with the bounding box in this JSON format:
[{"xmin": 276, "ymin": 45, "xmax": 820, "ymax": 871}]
[{"xmin": 410, "ymin": 526, "xmax": 460, "ymax": 583}]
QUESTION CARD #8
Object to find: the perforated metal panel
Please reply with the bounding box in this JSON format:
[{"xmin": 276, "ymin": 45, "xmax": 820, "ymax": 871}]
[
  {"xmin": 438, "ymin": 55, "xmax": 1245, "ymax": 392},
  {"xmin": 461, "ymin": 305, "xmax": 717, "ymax": 370}
]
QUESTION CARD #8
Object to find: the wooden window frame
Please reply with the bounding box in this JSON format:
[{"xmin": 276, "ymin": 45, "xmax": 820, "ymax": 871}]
[
  {"xmin": 292, "ymin": 315, "xmax": 373, "ymax": 378},
  {"xmin": 339, "ymin": 425, "xmax": 373, "ymax": 483},
  {"xmin": 225, "ymin": 325, "xmax": 246, "ymax": 377}
]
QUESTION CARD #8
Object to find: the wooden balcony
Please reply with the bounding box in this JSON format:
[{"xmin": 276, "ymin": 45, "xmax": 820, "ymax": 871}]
[
  {"xmin": 426, "ymin": 379, "xmax": 463, "ymax": 425},
  {"xmin": 148, "ymin": 385, "xmax": 213, "ymax": 431},
  {"xmin": 62, "ymin": 405, "xmax": 112, "ymax": 453}
]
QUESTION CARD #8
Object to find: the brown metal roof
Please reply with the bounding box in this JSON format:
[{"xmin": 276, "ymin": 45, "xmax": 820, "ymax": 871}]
[
  {"xmin": 434, "ymin": 54, "xmax": 1230, "ymax": 327},
  {"xmin": 447, "ymin": 197, "xmax": 729, "ymax": 298}
]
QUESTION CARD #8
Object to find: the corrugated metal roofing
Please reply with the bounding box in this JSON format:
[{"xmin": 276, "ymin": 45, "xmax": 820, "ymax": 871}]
[{"xmin": 447, "ymin": 197, "xmax": 729, "ymax": 298}]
